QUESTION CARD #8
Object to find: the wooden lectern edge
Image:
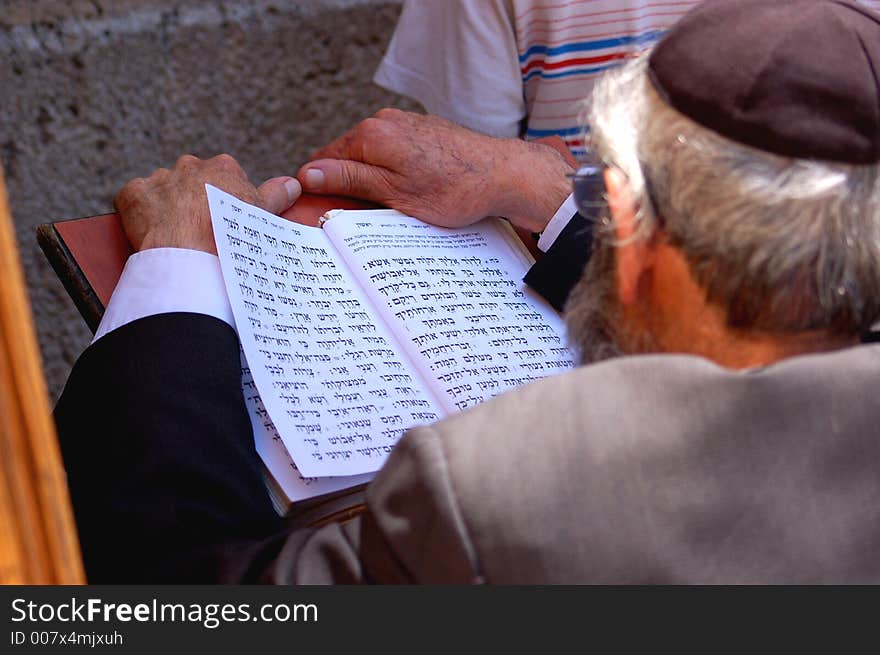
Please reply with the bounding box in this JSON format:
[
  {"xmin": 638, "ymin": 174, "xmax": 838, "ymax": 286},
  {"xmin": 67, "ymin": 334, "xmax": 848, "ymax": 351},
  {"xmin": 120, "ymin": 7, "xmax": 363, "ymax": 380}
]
[{"xmin": 2, "ymin": 166, "xmax": 86, "ymax": 583}]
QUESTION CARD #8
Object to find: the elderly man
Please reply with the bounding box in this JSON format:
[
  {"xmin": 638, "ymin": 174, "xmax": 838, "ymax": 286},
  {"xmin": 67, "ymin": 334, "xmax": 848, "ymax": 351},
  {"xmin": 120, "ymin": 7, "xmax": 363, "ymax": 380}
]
[{"xmin": 56, "ymin": 0, "xmax": 880, "ymax": 583}]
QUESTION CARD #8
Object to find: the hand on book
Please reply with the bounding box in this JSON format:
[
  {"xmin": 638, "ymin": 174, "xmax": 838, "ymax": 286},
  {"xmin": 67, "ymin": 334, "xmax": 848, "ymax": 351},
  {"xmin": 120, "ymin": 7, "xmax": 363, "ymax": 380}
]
[
  {"xmin": 114, "ymin": 154, "xmax": 302, "ymax": 254},
  {"xmin": 297, "ymin": 109, "xmax": 573, "ymax": 234}
]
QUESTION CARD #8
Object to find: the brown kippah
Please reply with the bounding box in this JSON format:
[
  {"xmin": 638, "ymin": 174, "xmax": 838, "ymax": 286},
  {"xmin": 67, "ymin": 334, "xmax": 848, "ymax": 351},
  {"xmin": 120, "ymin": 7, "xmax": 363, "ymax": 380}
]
[{"xmin": 647, "ymin": 0, "xmax": 880, "ymax": 164}]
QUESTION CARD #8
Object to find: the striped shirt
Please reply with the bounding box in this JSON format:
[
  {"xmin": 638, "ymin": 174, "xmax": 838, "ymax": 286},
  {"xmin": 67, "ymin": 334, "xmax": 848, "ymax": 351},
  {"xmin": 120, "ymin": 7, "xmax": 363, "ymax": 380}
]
[
  {"xmin": 516, "ymin": 0, "xmax": 701, "ymax": 156},
  {"xmin": 376, "ymin": 0, "xmax": 880, "ymax": 158}
]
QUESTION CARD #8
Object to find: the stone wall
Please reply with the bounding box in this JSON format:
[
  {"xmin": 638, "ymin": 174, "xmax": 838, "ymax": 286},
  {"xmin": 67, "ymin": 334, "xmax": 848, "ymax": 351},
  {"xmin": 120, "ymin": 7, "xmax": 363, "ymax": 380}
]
[{"xmin": 0, "ymin": 0, "xmax": 416, "ymax": 398}]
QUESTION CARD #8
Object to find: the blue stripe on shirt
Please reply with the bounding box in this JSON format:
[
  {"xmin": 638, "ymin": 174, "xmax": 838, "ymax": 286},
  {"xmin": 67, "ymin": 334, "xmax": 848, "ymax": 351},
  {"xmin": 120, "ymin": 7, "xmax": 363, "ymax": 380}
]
[
  {"xmin": 524, "ymin": 126, "xmax": 584, "ymax": 138},
  {"xmin": 518, "ymin": 30, "xmax": 666, "ymax": 63}
]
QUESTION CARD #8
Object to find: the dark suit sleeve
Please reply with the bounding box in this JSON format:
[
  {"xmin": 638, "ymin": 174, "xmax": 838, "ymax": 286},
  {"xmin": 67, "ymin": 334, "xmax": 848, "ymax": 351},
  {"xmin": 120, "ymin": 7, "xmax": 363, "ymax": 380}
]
[
  {"xmin": 523, "ymin": 212, "xmax": 593, "ymax": 311},
  {"xmin": 861, "ymin": 329, "xmax": 880, "ymax": 343},
  {"xmin": 54, "ymin": 313, "xmax": 286, "ymax": 582}
]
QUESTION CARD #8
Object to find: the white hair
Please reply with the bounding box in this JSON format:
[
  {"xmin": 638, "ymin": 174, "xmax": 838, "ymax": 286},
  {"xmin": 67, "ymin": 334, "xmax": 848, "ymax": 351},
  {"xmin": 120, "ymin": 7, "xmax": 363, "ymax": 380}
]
[{"xmin": 586, "ymin": 56, "xmax": 880, "ymax": 335}]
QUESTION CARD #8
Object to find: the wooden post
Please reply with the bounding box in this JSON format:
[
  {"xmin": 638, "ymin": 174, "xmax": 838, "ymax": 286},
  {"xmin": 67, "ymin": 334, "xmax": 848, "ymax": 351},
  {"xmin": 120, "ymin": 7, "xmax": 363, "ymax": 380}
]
[{"xmin": 0, "ymin": 164, "xmax": 85, "ymax": 584}]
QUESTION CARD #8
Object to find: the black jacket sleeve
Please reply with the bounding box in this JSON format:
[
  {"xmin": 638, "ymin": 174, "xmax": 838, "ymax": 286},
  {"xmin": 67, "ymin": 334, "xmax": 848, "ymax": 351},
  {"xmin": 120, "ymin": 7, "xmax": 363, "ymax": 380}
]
[
  {"xmin": 523, "ymin": 212, "xmax": 593, "ymax": 312},
  {"xmin": 54, "ymin": 313, "xmax": 286, "ymax": 582}
]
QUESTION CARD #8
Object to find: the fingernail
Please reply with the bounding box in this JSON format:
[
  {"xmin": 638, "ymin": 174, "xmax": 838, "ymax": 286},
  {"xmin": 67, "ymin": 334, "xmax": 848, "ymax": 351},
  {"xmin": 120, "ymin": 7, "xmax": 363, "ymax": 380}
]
[
  {"xmin": 283, "ymin": 177, "xmax": 302, "ymax": 203},
  {"xmin": 304, "ymin": 168, "xmax": 324, "ymax": 190}
]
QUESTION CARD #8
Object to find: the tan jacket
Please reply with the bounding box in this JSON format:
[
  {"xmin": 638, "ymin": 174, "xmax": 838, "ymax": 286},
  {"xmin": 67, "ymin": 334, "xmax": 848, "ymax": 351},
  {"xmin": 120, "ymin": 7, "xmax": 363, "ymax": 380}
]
[{"xmin": 266, "ymin": 343, "xmax": 880, "ymax": 583}]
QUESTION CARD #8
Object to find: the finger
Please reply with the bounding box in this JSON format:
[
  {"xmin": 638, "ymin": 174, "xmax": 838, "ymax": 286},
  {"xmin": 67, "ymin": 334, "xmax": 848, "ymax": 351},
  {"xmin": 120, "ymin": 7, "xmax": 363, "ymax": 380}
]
[
  {"xmin": 309, "ymin": 115, "xmax": 396, "ymax": 163},
  {"xmin": 257, "ymin": 176, "xmax": 302, "ymax": 215},
  {"xmin": 174, "ymin": 154, "xmax": 200, "ymax": 170},
  {"xmin": 114, "ymin": 177, "xmax": 147, "ymax": 211},
  {"xmin": 296, "ymin": 159, "xmax": 392, "ymax": 202},
  {"xmin": 309, "ymin": 128, "xmax": 362, "ymax": 162},
  {"xmin": 211, "ymin": 153, "xmax": 243, "ymax": 172}
]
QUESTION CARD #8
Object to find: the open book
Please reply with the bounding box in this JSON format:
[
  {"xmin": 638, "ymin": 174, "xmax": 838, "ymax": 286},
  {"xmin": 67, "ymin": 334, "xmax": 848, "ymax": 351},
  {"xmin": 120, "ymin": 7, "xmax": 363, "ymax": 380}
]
[{"xmin": 206, "ymin": 185, "xmax": 574, "ymax": 513}]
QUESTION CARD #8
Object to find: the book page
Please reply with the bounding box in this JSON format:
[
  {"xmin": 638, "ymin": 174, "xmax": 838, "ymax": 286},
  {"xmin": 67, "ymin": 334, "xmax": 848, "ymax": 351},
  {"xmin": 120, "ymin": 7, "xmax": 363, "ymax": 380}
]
[
  {"xmin": 323, "ymin": 211, "xmax": 575, "ymax": 412},
  {"xmin": 240, "ymin": 352, "xmax": 371, "ymax": 505},
  {"xmin": 207, "ymin": 186, "xmax": 443, "ymax": 479}
]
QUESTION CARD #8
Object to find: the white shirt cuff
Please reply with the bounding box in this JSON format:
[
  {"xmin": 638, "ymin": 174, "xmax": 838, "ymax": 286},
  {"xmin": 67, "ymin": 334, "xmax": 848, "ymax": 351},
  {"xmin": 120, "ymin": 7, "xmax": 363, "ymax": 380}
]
[
  {"xmin": 537, "ymin": 194, "xmax": 578, "ymax": 252},
  {"xmin": 93, "ymin": 248, "xmax": 234, "ymax": 343}
]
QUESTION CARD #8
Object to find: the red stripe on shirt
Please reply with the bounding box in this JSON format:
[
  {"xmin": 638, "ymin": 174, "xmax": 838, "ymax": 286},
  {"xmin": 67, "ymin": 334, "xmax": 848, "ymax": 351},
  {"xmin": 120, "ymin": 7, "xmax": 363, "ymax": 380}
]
[{"xmin": 521, "ymin": 51, "xmax": 629, "ymax": 76}]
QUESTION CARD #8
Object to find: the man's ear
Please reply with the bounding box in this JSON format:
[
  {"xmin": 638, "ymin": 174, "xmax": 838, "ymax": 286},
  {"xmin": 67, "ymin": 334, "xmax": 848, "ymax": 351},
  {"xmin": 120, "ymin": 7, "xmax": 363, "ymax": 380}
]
[{"xmin": 605, "ymin": 167, "xmax": 654, "ymax": 305}]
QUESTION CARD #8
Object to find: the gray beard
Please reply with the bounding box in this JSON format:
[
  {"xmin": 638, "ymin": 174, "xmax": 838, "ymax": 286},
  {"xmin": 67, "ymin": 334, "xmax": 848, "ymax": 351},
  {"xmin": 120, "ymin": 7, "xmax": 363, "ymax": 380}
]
[{"xmin": 563, "ymin": 231, "xmax": 658, "ymax": 365}]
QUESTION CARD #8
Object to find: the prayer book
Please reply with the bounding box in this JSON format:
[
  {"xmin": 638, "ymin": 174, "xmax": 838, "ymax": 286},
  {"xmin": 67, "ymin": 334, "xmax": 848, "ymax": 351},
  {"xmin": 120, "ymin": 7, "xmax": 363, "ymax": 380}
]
[{"xmin": 206, "ymin": 185, "xmax": 575, "ymax": 513}]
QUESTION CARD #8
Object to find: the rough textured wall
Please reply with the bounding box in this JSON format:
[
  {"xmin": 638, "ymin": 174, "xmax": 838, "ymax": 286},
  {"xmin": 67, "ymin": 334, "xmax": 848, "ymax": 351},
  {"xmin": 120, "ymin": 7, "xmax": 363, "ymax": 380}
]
[{"xmin": 0, "ymin": 0, "xmax": 417, "ymax": 399}]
